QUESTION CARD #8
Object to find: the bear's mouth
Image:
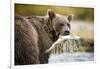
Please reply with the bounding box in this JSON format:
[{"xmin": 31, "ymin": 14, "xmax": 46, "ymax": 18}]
[{"xmin": 63, "ymin": 31, "xmax": 70, "ymax": 35}]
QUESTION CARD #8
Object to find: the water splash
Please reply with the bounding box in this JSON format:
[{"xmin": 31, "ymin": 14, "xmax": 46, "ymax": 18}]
[
  {"xmin": 46, "ymin": 34, "xmax": 80, "ymax": 54},
  {"xmin": 47, "ymin": 35, "xmax": 94, "ymax": 63}
]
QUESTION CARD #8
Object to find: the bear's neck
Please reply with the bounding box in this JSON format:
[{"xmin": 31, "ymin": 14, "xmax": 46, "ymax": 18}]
[
  {"xmin": 27, "ymin": 15, "xmax": 58, "ymax": 42},
  {"xmin": 42, "ymin": 18, "xmax": 58, "ymax": 42}
]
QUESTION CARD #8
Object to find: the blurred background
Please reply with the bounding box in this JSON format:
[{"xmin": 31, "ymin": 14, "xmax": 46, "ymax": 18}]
[
  {"xmin": 15, "ymin": 4, "xmax": 94, "ymax": 22},
  {"xmin": 15, "ymin": 4, "xmax": 94, "ymax": 52}
]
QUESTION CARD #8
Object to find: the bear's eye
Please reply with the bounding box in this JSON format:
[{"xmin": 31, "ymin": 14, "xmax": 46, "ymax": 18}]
[{"xmin": 59, "ymin": 23, "xmax": 64, "ymax": 26}]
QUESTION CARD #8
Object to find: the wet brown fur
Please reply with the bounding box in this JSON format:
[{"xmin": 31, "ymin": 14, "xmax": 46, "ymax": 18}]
[{"xmin": 15, "ymin": 15, "xmax": 54, "ymax": 65}]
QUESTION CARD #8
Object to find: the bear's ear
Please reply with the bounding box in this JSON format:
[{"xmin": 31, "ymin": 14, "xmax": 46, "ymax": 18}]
[
  {"xmin": 67, "ymin": 14, "xmax": 73, "ymax": 22},
  {"xmin": 47, "ymin": 9, "xmax": 55, "ymax": 20}
]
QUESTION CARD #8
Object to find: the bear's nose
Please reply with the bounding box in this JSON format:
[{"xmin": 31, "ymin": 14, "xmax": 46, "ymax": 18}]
[{"xmin": 64, "ymin": 31, "xmax": 70, "ymax": 35}]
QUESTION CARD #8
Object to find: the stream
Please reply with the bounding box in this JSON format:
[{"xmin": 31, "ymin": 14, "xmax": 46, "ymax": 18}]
[{"xmin": 48, "ymin": 52, "xmax": 94, "ymax": 64}]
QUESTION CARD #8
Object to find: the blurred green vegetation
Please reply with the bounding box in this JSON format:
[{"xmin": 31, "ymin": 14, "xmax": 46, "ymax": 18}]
[{"xmin": 15, "ymin": 4, "xmax": 94, "ymax": 22}]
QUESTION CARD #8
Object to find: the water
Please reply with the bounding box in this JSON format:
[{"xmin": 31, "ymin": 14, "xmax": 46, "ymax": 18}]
[
  {"xmin": 46, "ymin": 35, "xmax": 94, "ymax": 63},
  {"xmin": 48, "ymin": 52, "xmax": 94, "ymax": 63},
  {"xmin": 46, "ymin": 35, "xmax": 80, "ymax": 54}
]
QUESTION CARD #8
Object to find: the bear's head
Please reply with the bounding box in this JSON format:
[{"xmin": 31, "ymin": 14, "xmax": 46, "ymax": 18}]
[{"xmin": 47, "ymin": 9, "xmax": 73, "ymax": 36}]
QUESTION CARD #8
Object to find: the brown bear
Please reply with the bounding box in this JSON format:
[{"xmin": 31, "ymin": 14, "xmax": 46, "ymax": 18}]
[{"xmin": 15, "ymin": 9, "xmax": 72, "ymax": 65}]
